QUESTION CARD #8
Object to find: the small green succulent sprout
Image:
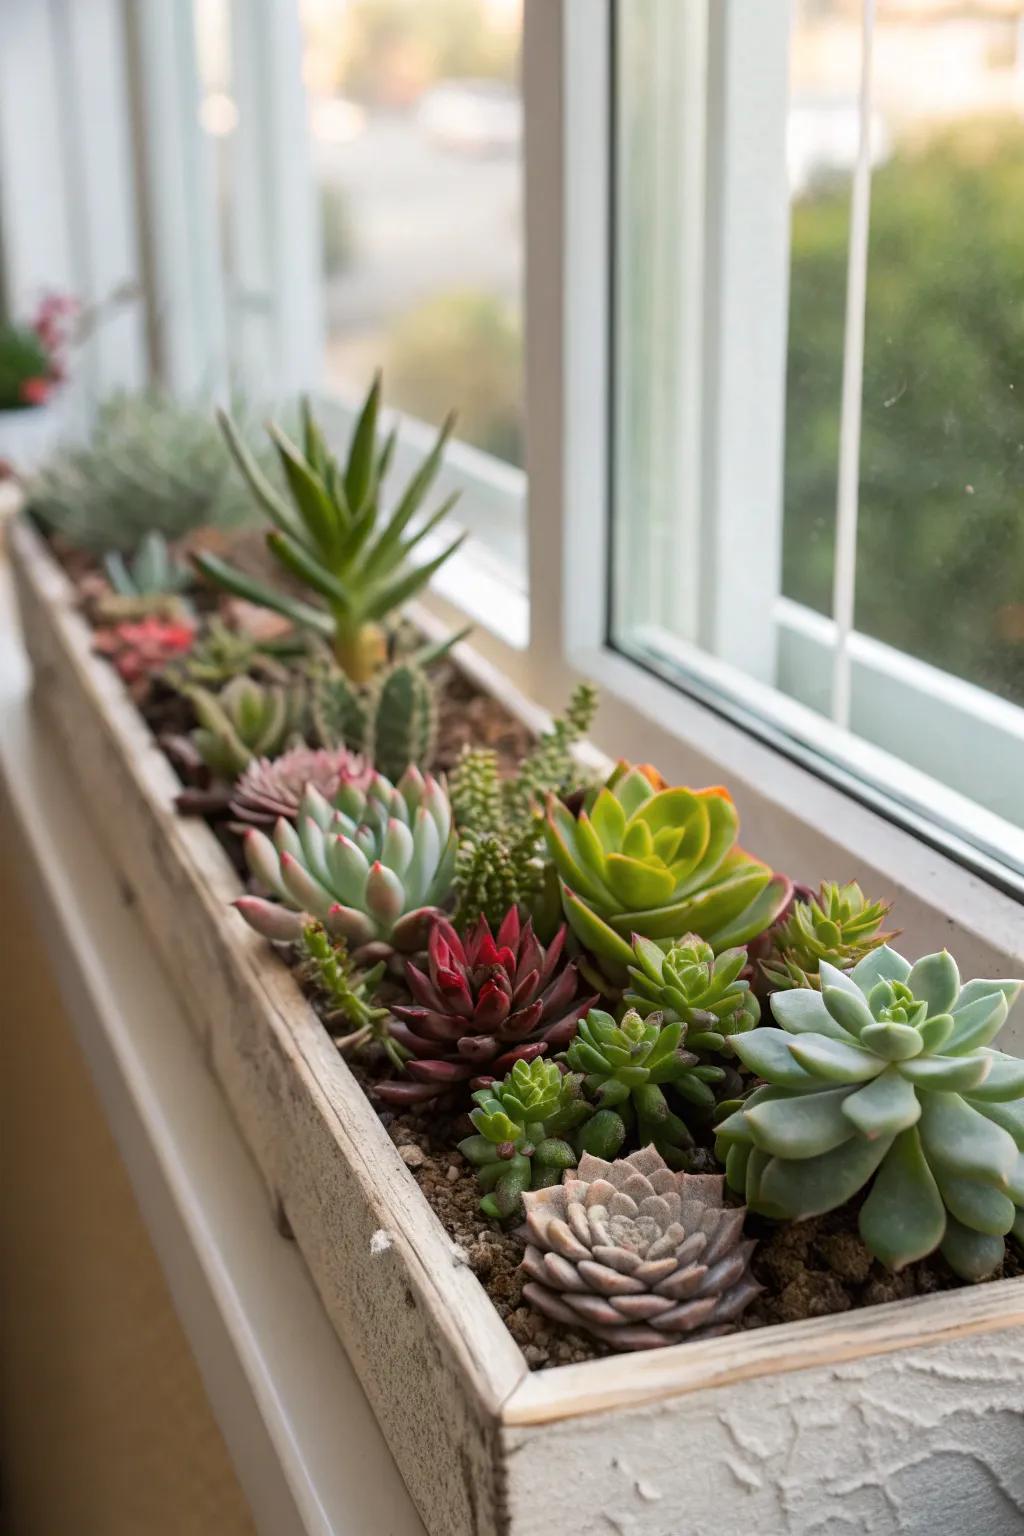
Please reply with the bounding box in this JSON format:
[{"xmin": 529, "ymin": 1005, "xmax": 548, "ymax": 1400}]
[
  {"xmin": 104, "ymin": 531, "xmax": 190, "ymax": 598},
  {"xmin": 624, "ymin": 934, "xmax": 760, "ymax": 1050},
  {"xmin": 187, "ymin": 675, "xmax": 306, "ymax": 780},
  {"xmin": 762, "ymin": 881, "xmax": 894, "ymax": 991},
  {"xmin": 298, "ymin": 921, "xmax": 404, "ymax": 1069},
  {"xmin": 169, "ymin": 617, "xmax": 311, "ymax": 689},
  {"xmin": 458, "ymin": 1058, "xmax": 592, "ymax": 1222},
  {"xmin": 564, "ymin": 1007, "xmax": 724, "ymax": 1168},
  {"xmin": 716, "ymin": 947, "xmax": 1024, "ymax": 1280}
]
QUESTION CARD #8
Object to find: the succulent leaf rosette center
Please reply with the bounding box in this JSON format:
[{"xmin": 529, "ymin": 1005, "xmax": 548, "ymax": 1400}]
[
  {"xmin": 544, "ymin": 762, "xmax": 790, "ymax": 983},
  {"xmin": 716, "ymin": 946, "xmax": 1024, "ymax": 1278}
]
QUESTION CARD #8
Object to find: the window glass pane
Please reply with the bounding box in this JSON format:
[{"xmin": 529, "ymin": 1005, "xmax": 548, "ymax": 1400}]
[
  {"xmin": 609, "ymin": 0, "xmax": 1024, "ymax": 880},
  {"xmin": 195, "ymin": 0, "xmax": 526, "ymax": 584},
  {"xmin": 302, "ymin": 0, "xmax": 524, "ymax": 474},
  {"xmin": 784, "ymin": 0, "xmax": 1024, "ymax": 711}
]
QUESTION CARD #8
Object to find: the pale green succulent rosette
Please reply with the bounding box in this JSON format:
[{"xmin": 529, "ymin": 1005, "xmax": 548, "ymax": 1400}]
[
  {"xmin": 235, "ymin": 764, "xmax": 456, "ymax": 958},
  {"xmin": 624, "ymin": 934, "xmax": 760, "ymax": 1048},
  {"xmin": 544, "ymin": 764, "xmax": 791, "ymax": 984},
  {"xmin": 188, "ymin": 674, "xmax": 307, "ymax": 779},
  {"xmin": 716, "ymin": 946, "xmax": 1024, "ymax": 1279}
]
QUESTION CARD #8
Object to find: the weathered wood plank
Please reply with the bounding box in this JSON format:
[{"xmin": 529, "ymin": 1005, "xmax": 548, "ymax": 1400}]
[
  {"xmin": 503, "ymin": 1277, "xmax": 1024, "ymax": 1424},
  {"xmin": 9, "ymin": 519, "xmax": 525, "ymax": 1536},
  {"xmin": 11, "ymin": 518, "xmax": 1024, "ymax": 1536}
]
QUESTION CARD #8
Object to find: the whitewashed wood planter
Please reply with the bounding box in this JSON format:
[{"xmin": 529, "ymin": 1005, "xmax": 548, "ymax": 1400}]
[{"xmin": 9, "ymin": 519, "xmax": 1024, "ymax": 1536}]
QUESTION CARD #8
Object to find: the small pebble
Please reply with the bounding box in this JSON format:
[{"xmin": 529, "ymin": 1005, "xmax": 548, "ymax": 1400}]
[
  {"xmin": 446, "ymin": 1165, "xmax": 460, "ymax": 1183},
  {"xmin": 398, "ymin": 1144, "xmax": 426, "ymax": 1169}
]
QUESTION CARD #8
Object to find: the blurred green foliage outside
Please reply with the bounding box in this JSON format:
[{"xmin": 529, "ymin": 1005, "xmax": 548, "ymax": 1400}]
[
  {"xmin": 387, "ymin": 290, "xmax": 523, "ymax": 466},
  {"xmin": 783, "ymin": 118, "xmax": 1024, "ymax": 707}
]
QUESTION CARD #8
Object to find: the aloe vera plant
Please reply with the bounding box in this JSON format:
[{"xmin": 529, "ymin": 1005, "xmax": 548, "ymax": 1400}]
[{"xmin": 194, "ymin": 378, "xmax": 465, "ymax": 682}]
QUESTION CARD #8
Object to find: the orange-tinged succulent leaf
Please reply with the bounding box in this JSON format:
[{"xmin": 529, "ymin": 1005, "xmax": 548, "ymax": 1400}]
[
  {"xmin": 635, "ymin": 763, "xmax": 668, "ymax": 790},
  {"xmin": 707, "ymin": 871, "xmax": 792, "ymax": 949},
  {"xmin": 675, "ymin": 792, "xmax": 740, "ymax": 895}
]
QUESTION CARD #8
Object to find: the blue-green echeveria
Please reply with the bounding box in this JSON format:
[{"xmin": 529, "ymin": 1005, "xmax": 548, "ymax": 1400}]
[
  {"xmin": 544, "ymin": 763, "xmax": 791, "ymax": 983},
  {"xmin": 716, "ymin": 946, "xmax": 1024, "ymax": 1279},
  {"xmin": 234, "ymin": 765, "xmax": 455, "ymax": 960}
]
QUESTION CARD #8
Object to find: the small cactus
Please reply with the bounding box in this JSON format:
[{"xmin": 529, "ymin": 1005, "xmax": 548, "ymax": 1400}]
[
  {"xmin": 312, "ymin": 660, "xmax": 438, "ymax": 781},
  {"xmin": 311, "ymin": 666, "xmax": 369, "ymax": 753},
  {"xmin": 367, "ymin": 663, "xmax": 437, "ymax": 782}
]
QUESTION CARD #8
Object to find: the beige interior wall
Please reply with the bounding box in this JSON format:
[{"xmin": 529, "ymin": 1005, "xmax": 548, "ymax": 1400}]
[{"xmin": 0, "ymin": 833, "xmax": 257, "ymax": 1536}]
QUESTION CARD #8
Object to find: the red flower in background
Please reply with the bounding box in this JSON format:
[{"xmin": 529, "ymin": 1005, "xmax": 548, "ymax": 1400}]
[
  {"xmin": 94, "ymin": 617, "xmax": 196, "ymax": 685},
  {"xmin": 19, "ymin": 376, "xmax": 52, "ymax": 406}
]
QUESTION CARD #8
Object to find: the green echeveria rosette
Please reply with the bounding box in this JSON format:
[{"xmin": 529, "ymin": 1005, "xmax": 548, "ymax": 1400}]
[
  {"xmin": 544, "ymin": 763, "xmax": 791, "ymax": 985},
  {"xmin": 186, "ymin": 673, "xmax": 307, "ymax": 780},
  {"xmin": 715, "ymin": 946, "xmax": 1024, "ymax": 1279},
  {"xmin": 564, "ymin": 1007, "xmax": 722, "ymax": 1169},
  {"xmin": 458, "ymin": 1058, "xmax": 592, "ymax": 1222},
  {"xmin": 624, "ymin": 933, "xmax": 760, "ymax": 1047},
  {"xmin": 760, "ymin": 881, "xmax": 893, "ymax": 992},
  {"xmin": 234, "ymin": 765, "xmax": 456, "ymax": 961}
]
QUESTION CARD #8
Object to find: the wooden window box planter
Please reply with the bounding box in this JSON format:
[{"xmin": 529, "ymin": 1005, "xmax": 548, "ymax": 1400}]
[{"xmin": 9, "ymin": 519, "xmax": 1024, "ymax": 1536}]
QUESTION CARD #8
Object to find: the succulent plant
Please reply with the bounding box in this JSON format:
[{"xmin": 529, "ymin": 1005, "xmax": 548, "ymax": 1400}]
[
  {"xmin": 228, "ymin": 743, "xmax": 373, "ymax": 827},
  {"xmin": 760, "ymin": 881, "xmax": 894, "ymax": 991},
  {"xmin": 716, "ymin": 946, "xmax": 1024, "ymax": 1279},
  {"xmin": 367, "ymin": 663, "xmax": 437, "ymax": 782},
  {"xmin": 624, "ymin": 934, "xmax": 760, "ymax": 1045},
  {"xmin": 186, "ymin": 675, "xmax": 307, "ymax": 780},
  {"xmin": 193, "ymin": 379, "xmax": 465, "ymax": 682},
  {"xmin": 458, "ymin": 1058, "xmax": 592, "ymax": 1221},
  {"xmin": 519, "ymin": 1146, "xmax": 761, "ymax": 1350},
  {"xmin": 166, "ymin": 617, "xmax": 310, "ymax": 689},
  {"xmin": 376, "ymin": 908, "xmax": 596, "ymax": 1105},
  {"xmin": 93, "ymin": 616, "xmax": 195, "ymax": 687},
  {"xmin": 29, "ymin": 391, "xmax": 263, "ymax": 551},
  {"xmin": 104, "ymin": 530, "xmax": 190, "ymax": 597},
  {"xmin": 312, "ymin": 660, "xmax": 438, "ymax": 783},
  {"xmin": 450, "ymin": 683, "xmax": 600, "ymax": 929},
  {"xmin": 311, "ymin": 663, "xmax": 370, "ymax": 753},
  {"xmin": 234, "ymin": 766, "xmax": 456, "ymax": 961},
  {"xmin": 544, "ymin": 762, "xmax": 792, "ymax": 984},
  {"xmin": 563, "ymin": 1008, "xmax": 722, "ymax": 1168},
  {"xmin": 298, "ymin": 921, "xmax": 403, "ymax": 1069}
]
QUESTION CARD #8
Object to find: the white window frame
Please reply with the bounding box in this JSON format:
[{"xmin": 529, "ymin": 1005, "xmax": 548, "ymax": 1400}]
[
  {"xmin": 0, "ymin": 0, "xmax": 146, "ymax": 419},
  {"xmin": 420, "ymin": 0, "xmax": 1024, "ymax": 987}
]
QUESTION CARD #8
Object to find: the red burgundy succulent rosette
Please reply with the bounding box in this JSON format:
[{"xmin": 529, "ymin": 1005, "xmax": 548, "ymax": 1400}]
[{"xmin": 376, "ymin": 908, "xmax": 597, "ymax": 1106}]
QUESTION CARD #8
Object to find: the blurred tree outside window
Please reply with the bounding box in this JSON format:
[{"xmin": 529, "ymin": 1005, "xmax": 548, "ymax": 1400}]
[{"xmin": 300, "ymin": 0, "xmax": 524, "ymax": 472}]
